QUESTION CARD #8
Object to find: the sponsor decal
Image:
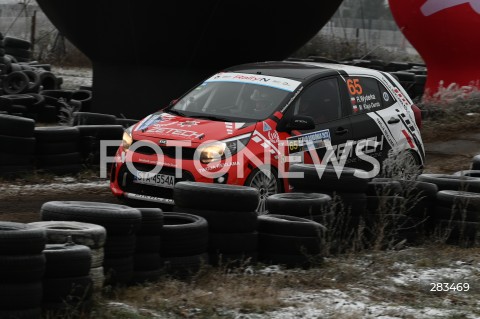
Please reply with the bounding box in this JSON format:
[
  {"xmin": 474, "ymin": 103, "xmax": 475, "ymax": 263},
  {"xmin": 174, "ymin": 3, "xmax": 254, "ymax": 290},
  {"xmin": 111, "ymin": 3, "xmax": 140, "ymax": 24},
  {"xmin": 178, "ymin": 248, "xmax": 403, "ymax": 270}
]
[
  {"xmin": 401, "ymin": 129, "xmax": 415, "ymax": 148},
  {"xmin": 135, "ymin": 113, "xmax": 177, "ymax": 131},
  {"xmin": 267, "ymin": 130, "xmax": 279, "ymax": 144},
  {"xmin": 263, "ymin": 121, "xmax": 272, "ymax": 132},
  {"xmin": 351, "ymin": 97, "xmax": 358, "ymax": 113},
  {"xmin": 199, "ymin": 161, "xmax": 240, "ymax": 173},
  {"xmin": 225, "ymin": 122, "xmax": 234, "ymax": 135},
  {"xmin": 146, "ymin": 125, "xmax": 204, "ymax": 139},
  {"xmin": 383, "ymin": 92, "xmax": 390, "ymax": 102},
  {"xmin": 287, "ymin": 129, "xmax": 331, "ymax": 153},
  {"xmin": 179, "ymin": 120, "xmax": 200, "ymax": 127},
  {"xmin": 205, "ymin": 72, "xmax": 301, "ymax": 92}
]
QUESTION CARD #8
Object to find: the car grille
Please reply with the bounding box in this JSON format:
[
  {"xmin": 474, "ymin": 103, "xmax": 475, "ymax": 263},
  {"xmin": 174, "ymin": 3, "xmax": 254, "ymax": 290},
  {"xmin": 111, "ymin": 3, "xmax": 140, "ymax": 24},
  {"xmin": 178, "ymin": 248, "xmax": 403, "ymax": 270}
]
[
  {"xmin": 132, "ymin": 140, "xmax": 197, "ymax": 160},
  {"xmin": 117, "ymin": 163, "xmax": 195, "ymax": 199}
]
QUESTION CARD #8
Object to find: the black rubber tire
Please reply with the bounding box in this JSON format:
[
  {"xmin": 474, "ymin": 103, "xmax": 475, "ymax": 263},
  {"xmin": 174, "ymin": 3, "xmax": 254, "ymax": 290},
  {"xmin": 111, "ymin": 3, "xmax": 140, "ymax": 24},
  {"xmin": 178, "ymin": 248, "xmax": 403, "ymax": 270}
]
[
  {"xmin": 40, "ymin": 201, "xmax": 142, "ymax": 236},
  {"xmin": 40, "ymin": 89, "xmax": 73, "ymax": 100},
  {"xmin": 38, "ymin": 71, "xmax": 58, "ymax": 90},
  {"xmin": 0, "ymin": 93, "xmax": 35, "ymax": 106},
  {"xmin": 434, "ymin": 206, "xmax": 480, "ymax": 223},
  {"xmin": 34, "ymin": 126, "xmax": 80, "ymax": 143},
  {"xmin": 2, "ymin": 71, "xmax": 29, "ymax": 94},
  {"xmin": 266, "ymin": 192, "xmax": 332, "ymax": 217},
  {"xmin": 436, "ymin": 190, "xmax": 480, "ymax": 212},
  {"xmin": 288, "ymin": 164, "xmax": 369, "ymax": 193},
  {"xmin": 208, "ymin": 232, "xmax": 258, "ymax": 254},
  {"xmin": 160, "ymin": 212, "xmax": 209, "ymax": 257},
  {"xmin": 435, "ymin": 219, "xmax": 480, "ymax": 247},
  {"xmin": 36, "ymin": 152, "xmax": 82, "ymax": 167},
  {"xmin": 3, "ymin": 36, "xmax": 31, "ymax": 50},
  {"xmin": 35, "ymin": 141, "xmax": 79, "ymax": 155},
  {"xmin": 0, "ymin": 282, "xmax": 42, "ymax": 310},
  {"xmin": 329, "ymin": 192, "xmax": 368, "ymax": 216},
  {"xmin": 0, "ymin": 114, "xmax": 34, "ymax": 137},
  {"xmin": 453, "ymin": 170, "xmax": 480, "ymax": 178},
  {"xmin": 22, "ymin": 70, "xmax": 40, "ymax": 92},
  {"xmin": 73, "ymin": 112, "xmax": 117, "ymax": 125},
  {"xmin": 258, "ymin": 214, "xmax": 327, "ymax": 237},
  {"xmin": 0, "ymin": 254, "xmax": 46, "ymax": 283},
  {"xmin": 417, "ymin": 174, "xmax": 480, "ymax": 193},
  {"xmin": 173, "ymin": 181, "xmax": 259, "ymax": 212},
  {"xmin": 76, "ymin": 124, "xmax": 125, "ymax": 140},
  {"xmin": 43, "ymin": 244, "xmax": 92, "ymax": 278},
  {"xmin": 0, "ymin": 222, "xmax": 46, "ymax": 255},
  {"xmin": 173, "ymin": 206, "xmax": 258, "ymax": 233},
  {"xmin": 136, "ymin": 207, "xmax": 164, "ymax": 236},
  {"xmin": 42, "ymin": 275, "xmax": 93, "ymax": 303},
  {"xmin": 0, "ymin": 134, "xmax": 35, "ymax": 155},
  {"xmin": 135, "ymin": 235, "xmax": 161, "ymax": 253},
  {"xmin": 104, "ymin": 235, "xmax": 136, "ymax": 257},
  {"xmin": 0, "ymin": 152, "xmax": 34, "ymax": 165}
]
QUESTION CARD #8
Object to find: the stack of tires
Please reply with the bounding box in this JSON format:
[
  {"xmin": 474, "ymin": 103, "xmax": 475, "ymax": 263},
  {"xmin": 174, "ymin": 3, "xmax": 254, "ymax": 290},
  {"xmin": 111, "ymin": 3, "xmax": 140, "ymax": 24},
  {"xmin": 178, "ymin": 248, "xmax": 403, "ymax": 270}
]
[
  {"xmin": 257, "ymin": 214, "xmax": 326, "ymax": 268},
  {"xmin": 34, "ymin": 126, "xmax": 82, "ymax": 175},
  {"xmin": 266, "ymin": 192, "xmax": 332, "ymax": 222},
  {"xmin": 0, "ymin": 222, "xmax": 46, "ymax": 319},
  {"xmin": 28, "ymin": 221, "xmax": 107, "ymax": 293},
  {"xmin": 433, "ymin": 190, "xmax": 480, "ymax": 247},
  {"xmin": 417, "ymin": 173, "xmax": 480, "ymax": 193},
  {"xmin": 132, "ymin": 208, "xmax": 164, "ymax": 284},
  {"xmin": 0, "ymin": 114, "xmax": 35, "ymax": 177},
  {"xmin": 3, "ymin": 36, "xmax": 32, "ymax": 63},
  {"xmin": 39, "ymin": 201, "xmax": 142, "ymax": 286},
  {"xmin": 173, "ymin": 182, "xmax": 259, "ymax": 266},
  {"xmin": 161, "ymin": 212, "xmax": 209, "ymax": 276},
  {"xmin": 42, "ymin": 243, "xmax": 93, "ymax": 317},
  {"xmin": 288, "ymin": 164, "xmax": 370, "ymax": 252},
  {"xmin": 75, "ymin": 124, "xmax": 124, "ymax": 166}
]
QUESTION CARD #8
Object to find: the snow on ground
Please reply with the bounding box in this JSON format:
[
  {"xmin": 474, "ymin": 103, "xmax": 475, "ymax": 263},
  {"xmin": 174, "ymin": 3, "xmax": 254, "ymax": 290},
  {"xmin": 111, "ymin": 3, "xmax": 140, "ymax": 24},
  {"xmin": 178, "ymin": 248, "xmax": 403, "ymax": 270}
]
[{"xmin": 52, "ymin": 66, "xmax": 93, "ymax": 90}]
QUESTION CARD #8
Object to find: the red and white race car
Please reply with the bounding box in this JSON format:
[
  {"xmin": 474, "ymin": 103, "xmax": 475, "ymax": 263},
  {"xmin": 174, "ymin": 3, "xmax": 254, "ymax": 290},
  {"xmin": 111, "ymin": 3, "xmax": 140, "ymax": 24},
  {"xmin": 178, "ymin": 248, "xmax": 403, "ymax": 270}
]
[{"xmin": 109, "ymin": 61, "xmax": 424, "ymax": 212}]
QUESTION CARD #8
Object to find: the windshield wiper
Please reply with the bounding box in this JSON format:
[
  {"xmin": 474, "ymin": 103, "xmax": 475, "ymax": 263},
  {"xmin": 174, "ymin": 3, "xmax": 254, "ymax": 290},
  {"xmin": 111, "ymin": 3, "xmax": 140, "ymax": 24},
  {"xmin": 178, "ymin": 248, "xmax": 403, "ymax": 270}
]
[{"xmin": 167, "ymin": 109, "xmax": 187, "ymax": 117}]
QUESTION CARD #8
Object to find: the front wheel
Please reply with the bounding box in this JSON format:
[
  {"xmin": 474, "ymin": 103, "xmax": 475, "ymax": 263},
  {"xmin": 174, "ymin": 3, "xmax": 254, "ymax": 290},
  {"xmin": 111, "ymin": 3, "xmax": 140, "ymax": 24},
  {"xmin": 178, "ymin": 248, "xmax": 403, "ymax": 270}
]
[{"xmin": 245, "ymin": 167, "xmax": 281, "ymax": 214}]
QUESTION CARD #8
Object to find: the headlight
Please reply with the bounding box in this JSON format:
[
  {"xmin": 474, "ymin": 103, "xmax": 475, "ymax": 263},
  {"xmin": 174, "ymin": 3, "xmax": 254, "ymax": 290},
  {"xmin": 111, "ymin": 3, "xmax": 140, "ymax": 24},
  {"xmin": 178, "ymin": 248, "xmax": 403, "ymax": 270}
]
[
  {"xmin": 122, "ymin": 126, "xmax": 134, "ymax": 151},
  {"xmin": 198, "ymin": 133, "xmax": 251, "ymax": 164}
]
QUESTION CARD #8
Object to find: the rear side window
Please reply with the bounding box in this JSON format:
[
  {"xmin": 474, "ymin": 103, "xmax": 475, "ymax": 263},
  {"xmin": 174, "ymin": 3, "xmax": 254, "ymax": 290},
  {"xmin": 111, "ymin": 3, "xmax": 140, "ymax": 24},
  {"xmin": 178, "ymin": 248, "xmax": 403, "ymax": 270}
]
[
  {"xmin": 345, "ymin": 77, "xmax": 383, "ymax": 114},
  {"xmin": 378, "ymin": 82, "xmax": 396, "ymax": 108}
]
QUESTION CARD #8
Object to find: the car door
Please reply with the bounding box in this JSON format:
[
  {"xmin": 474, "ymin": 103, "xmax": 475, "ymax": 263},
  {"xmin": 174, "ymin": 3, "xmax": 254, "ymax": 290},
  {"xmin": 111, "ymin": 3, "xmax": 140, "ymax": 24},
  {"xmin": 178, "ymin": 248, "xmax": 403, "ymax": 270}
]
[
  {"xmin": 285, "ymin": 77, "xmax": 353, "ymax": 166},
  {"xmin": 342, "ymin": 75, "xmax": 402, "ymax": 172}
]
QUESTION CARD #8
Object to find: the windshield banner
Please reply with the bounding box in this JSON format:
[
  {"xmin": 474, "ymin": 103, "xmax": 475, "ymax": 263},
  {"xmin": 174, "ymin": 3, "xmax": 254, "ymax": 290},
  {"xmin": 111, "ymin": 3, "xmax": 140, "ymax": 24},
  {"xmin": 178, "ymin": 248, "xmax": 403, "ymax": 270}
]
[{"xmin": 205, "ymin": 72, "xmax": 301, "ymax": 92}]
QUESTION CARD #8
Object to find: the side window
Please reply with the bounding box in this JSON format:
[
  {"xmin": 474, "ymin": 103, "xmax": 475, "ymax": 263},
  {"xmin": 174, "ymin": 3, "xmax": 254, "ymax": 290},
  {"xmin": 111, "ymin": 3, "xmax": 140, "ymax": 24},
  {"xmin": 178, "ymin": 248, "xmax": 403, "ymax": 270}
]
[
  {"xmin": 378, "ymin": 82, "xmax": 396, "ymax": 108},
  {"xmin": 345, "ymin": 77, "xmax": 383, "ymax": 114},
  {"xmin": 293, "ymin": 78, "xmax": 341, "ymax": 124}
]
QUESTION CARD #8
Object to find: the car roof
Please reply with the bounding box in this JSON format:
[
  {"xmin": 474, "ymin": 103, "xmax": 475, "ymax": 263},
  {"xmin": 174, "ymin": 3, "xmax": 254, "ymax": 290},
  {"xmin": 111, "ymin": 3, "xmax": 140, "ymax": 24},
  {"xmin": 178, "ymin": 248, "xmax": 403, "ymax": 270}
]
[{"xmin": 223, "ymin": 60, "xmax": 382, "ymax": 81}]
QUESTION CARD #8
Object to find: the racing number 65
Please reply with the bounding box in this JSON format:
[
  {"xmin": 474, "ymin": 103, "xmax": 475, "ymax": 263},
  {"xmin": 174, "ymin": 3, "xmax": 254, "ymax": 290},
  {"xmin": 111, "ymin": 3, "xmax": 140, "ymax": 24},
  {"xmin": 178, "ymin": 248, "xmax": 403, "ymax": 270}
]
[{"xmin": 347, "ymin": 79, "xmax": 363, "ymax": 95}]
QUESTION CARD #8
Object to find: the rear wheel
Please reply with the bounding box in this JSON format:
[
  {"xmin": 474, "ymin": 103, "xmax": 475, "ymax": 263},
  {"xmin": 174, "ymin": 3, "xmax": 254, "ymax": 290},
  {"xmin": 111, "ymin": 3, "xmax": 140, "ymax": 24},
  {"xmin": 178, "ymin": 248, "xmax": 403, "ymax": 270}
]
[{"xmin": 245, "ymin": 167, "xmax": 281, "ymax": 214}]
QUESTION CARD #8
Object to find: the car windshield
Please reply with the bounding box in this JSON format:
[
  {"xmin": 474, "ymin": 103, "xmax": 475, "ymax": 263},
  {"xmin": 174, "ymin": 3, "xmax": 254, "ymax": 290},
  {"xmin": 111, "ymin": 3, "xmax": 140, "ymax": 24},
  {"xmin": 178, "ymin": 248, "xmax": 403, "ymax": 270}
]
[{"xmin": 169, "ymin": 72, "xmax": 301, "ymax": 121}]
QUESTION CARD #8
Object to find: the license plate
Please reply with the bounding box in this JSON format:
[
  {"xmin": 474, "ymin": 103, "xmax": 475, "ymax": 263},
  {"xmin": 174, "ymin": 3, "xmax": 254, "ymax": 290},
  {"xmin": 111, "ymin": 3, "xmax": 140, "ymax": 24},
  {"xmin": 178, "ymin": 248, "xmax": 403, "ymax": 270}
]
[{"xmin": 133, "ymin": 171, "xmax": 175, "ymax": 188}]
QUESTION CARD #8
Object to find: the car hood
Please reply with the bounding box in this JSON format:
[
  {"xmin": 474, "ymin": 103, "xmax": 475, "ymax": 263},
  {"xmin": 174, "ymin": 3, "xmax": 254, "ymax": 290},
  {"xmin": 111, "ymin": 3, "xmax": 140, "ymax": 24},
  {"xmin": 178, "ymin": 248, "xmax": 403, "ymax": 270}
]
[{"xmin": 131, "ymin": 112, "xmax": 255, "ymax": 144}]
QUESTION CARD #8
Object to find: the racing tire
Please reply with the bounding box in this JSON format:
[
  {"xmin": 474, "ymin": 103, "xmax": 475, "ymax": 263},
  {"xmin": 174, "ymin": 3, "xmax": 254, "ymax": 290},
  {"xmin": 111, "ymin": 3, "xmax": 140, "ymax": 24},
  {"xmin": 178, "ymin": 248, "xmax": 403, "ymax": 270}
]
[
  {"xmin": 417, "ymin": 174, "xmax": 480, "ymax": 193},
  {"xmin": 73, "ymin": 112, "xmax": 117, "ymax": 125},
  {"xmin": 0, "ymin": 282, "xmax": 42, "ymax": 310},
  {"xmin": 0, "ymin": 254, "xmax": 46, "ymax": 283},
  {"xmin": 34, "ymin": 126, "xmax": 80, "ymax": 143},
  {"xmin": 135, "ymin": 235, "xmax": 161, "ymax": 253},
  {"xmin": 0, "ymin": 114, "xmax": 34, "ymax": 137},
  {"xmin": 453, "ymin": 170, "xmax": 480, "ymax": 178},
  {"xmin": 245, "ymin": 166, "xmax": 282, "ymax": 214},
  {"xmin": 104, "ymin": 235, "xmax": 136, "ymax": 257},
  {"xmin": 2, "ymin": 71, "xmax": 29, "ymax": 94},
  {"xmin": 136, "ymin": 208, "xmax": 164, "ymax": 236}
]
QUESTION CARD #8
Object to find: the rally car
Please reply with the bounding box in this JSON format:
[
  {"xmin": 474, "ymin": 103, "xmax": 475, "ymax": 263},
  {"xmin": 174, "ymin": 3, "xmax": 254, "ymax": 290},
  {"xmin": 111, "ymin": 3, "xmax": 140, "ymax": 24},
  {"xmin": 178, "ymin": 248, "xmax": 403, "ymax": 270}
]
[{"xmin": 109, "ymin": 60, "xmax": 424, "ymax": 211}]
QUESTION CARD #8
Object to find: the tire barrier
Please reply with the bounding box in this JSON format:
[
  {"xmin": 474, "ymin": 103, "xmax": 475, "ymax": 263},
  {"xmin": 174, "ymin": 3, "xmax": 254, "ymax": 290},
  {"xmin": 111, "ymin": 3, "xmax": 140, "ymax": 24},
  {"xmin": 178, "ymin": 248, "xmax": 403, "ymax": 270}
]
[
  {"xmin": 39, "ymin": 201, "xmax": 142, "ymax": 286},
  {"xmin": 76, "ymin": 124, "xmax": 124, "ymax": 166},
  {"xmin": 173, "ymin": 182, "xmax": 259, "ymax": 266},
  {"xmin": 161, "ymin": 212, "xmax": 209, "ymax": 276},
  {"xmin": 41, "ymin": 243, "xmax": 93, "ymax": 317},
  {"xmin": 257, "ymin": 214, "xmax": 326, "ymax": 268},
  {"xmin": 0, "ymin": 114, "xmax": 36, "ymax": 177},
  {"xmin": 132, "ymin": 208, "xmax": 163, "ymax": 284},
  {"xmin": 0, "ymin": 222, "xmax": 46, "ymax": 318},
  {"xmin": 28, "ymin": 221, "xmax": 107, "ymax": 292}
]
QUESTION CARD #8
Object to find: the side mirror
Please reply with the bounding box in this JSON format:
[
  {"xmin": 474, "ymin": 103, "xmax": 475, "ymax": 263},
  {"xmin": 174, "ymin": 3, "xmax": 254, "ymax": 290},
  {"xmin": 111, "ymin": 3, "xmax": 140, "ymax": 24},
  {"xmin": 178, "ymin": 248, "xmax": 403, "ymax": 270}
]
[{"xmin": 278, "ymin": 115, "xmax": 315, "ymax": 132}]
